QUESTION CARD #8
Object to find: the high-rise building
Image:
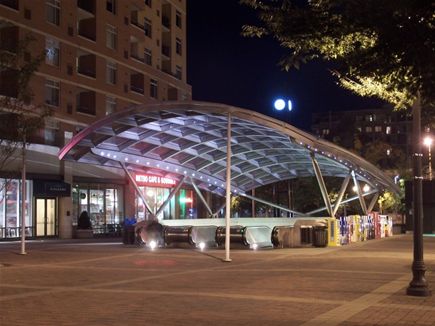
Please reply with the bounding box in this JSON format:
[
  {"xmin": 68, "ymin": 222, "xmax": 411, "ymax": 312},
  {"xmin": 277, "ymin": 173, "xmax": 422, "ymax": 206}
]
[{"xmin": 0, "ymin": 0, "xmax": 191, "ymax": 240}]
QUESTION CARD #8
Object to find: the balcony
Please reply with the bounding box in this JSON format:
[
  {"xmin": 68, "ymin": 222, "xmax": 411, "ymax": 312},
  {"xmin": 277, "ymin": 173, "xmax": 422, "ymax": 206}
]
[
  {"xmin": 0, "ymin": 25, "xmax": 18, "ymax": 53},
  {"xmin": 162, "ymin": 16, "xmax": 170, "ymax": 29},
  {"xmin": 0, "ymin": 0, "xmax": 18, "ymax": 10},
  {"xmin": 76, "ymin": 88, "xmax": 96, "ymax": 115},
  {"xmin": 77, "ymin": 50, "xmax": 96, "ymax": 78},
  {"xmin": 130, "ymin": 36, "xmax": 144, "ymax": 63},
  {"xmin": 0, "ymin": 69, "xmax": 18, "ymax": 98},
  {"xmin": 130, "ymin": 72, "xmax": 144, "ymax": 94},
  {"xmin": 77, "ymin": 0, "xmax": 95, "ymax": 18},
  {"xmin": 161, "ymin": 45, "xmax": 171, "ymax": 58},
  {"xmin": 78, "ymin": 17, "xmax": 96, "ymax": 41},
  {"xmin": 130, "ymin": 10, "xmax": 144, "ymax": 30}
]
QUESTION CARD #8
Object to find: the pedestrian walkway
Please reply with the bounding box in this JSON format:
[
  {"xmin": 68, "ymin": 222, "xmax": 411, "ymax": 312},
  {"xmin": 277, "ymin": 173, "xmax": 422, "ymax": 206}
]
[{"xmin": 0, "ymin": 235, "xmax": 434, "ymax": 325}]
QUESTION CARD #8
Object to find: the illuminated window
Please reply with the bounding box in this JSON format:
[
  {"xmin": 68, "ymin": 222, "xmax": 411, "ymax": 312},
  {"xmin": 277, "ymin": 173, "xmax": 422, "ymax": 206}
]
[
  {"xmin": 45, "ymin": 37, "xmax": 59, "ymax": 66},
  {"xmin": 374, "ymin": 126, "xmax": 382, "ymax": 132},
  {"xmin": 386, "ymin": 126, "xmax": 391, "ymax": 134},
  {"xmin": 106, "ymin": 25, "xmax": 117, "ymax": 49},
  {"xmin": 365, "ymin": 126, "xmax": 372, "ymax": 133},
  {"xmin": 46, "ymin": 0, "xmax": 60, "ymax": 26},
  {"xmin": 386, "ymin": 149, "xmax": 391, "ymax": 156}
]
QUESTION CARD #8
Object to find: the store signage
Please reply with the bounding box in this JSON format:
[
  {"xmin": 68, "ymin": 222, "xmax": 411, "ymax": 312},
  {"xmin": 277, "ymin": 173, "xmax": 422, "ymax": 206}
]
[
  {"xmin": 135, "ymin": 174, "xmax": 176, "ymax": 187},
  {"xmin": 33, "ymin": 180, "xmax": 71, "ymax": 197}
]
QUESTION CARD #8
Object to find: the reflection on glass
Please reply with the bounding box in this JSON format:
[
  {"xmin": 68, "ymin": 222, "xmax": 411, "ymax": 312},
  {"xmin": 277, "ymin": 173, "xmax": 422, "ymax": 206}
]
[
  {"xmin": 46, "ymin": 199, "xmax": 55, "ymax": 236},
  {"xmin": 36, "ymin": 198, "xmax": 45, "ymax": 236}
]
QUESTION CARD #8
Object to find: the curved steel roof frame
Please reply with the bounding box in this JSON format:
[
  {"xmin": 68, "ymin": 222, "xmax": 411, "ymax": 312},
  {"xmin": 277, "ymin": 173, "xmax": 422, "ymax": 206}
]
[{"xmin": 59, "ymin": 101, "xmax": 399, "ymax": 196}]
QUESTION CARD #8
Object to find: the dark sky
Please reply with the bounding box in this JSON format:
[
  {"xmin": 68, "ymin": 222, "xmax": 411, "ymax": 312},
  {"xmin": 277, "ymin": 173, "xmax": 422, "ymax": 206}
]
[{"xmin": 186, "ymin": 0, "xmax": 385, "ymax": 131}]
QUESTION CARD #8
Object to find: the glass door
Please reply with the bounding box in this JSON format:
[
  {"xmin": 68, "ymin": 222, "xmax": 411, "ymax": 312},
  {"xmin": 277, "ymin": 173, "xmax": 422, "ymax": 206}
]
[{"xmin": 35, "ymin": 198, "xmax": 57, "ymax": 237}]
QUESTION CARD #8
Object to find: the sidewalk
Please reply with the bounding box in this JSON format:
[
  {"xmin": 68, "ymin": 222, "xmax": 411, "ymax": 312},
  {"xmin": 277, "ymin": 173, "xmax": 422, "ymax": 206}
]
[{"xmin": 1, "ymin": 234, "xmax": 434, "ymax": 326}]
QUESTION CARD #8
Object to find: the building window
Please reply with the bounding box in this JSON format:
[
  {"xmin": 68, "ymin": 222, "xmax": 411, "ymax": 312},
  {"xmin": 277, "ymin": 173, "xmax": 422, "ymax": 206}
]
[
  {"xmin": 45, "ymin": 79, "xmax": 60, "ymax": 107},
  {"xmin": 374, "ymin": 126, "xmax": 382, "ymax": 132},
  {"xmin": 365, "ymin": 126, "xmax": 372, "ymax": 133},
  {"xmin": 106, "ymin": 0, "xmax": 116, "ymax": 14},
  {"xmin": 176, "ymin": 10, "xmax": 182, "ymax": 28},
  {"xmin": 106, "ymin": 61, "xmax": 117, "ymax": 85},
  {"xmin": 46, "ymin": 0, "xmax": 60, "ymax": 26},
  {"xmin": 176, "ymin": 38, "xmax": 182, "ymax": 55},
  {"xmin": 106, "ymin": 25, "xmax": 117, "ymax": 49},
  {"xmin": 144, "ymin": 18, "xmax": 152, "ymax": 38},
  {"xmin": 322, "ymin": 128, "xmax": 330, "ymax": 136},
  {"xmin": 144, "ymin": 0, "xmax": 151, "ymax": 7},
  {"xmin": 150, "ymin": 79, "xmax": 158, "ymax": 99},
  {"xmin": 386, "ymin": 126, "xmax": 391, "ymax": 134},
  {"xmin": 45, "ymin": 37, "xmax": 60, "ymax": 66},
  {"xmin": 386, "ymin": 149, "xmax": 391, "ymax": 156},
  {"xmin": 144, "ymin": 48, "xmax": 152, "ymax": 65},
  {"xmin": 105, "ymin": 96, "xmax": 116, "ymax": 115},
  {"xmin": 175, "ymin": 65, "xmax": 182, "ymax": 80}
]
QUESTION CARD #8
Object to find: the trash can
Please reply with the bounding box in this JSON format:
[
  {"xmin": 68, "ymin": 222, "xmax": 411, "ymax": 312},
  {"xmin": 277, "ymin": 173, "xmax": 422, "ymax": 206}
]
[
  {"xmin": 122, "ymin": 225, "xmax": 136, "ymax": 244},
  {"xmin": 313, "ymin": 225, "xmax": 328, "ymax": 247}
]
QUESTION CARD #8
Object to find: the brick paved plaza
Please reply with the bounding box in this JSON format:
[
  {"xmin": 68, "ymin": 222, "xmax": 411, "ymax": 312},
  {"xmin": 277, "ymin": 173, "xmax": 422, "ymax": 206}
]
[{"xmin": 1, "ymin": 234, "xmax": 434, "ymax": 326}]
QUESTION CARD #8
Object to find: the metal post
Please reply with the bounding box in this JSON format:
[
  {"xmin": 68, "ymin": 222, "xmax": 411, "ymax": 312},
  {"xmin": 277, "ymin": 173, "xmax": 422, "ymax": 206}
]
[
  {"xmin": 155, "ymin": 176, "xmax": 185, "ymax": 218},
  {"xmin": 332, "ymin": 174, "xmax": 351, "ymax": 216},
  {"xmin": 407, "ymin": 94, "xmax": 431, "ymax": 296},
  {"xmin": 224, "ymin": 112, "xmax": 232, "ymax": 262},
  {"xmin": 20, "ymin": 138, "xmax": 27, "ymax": 255},
  {"xmin": 311, "ymin": 153, "xmax": 333, "ymax": 217},
  {"xmin": 428, "ymin": 144, "xmax": 432, "ymax": 181},
  {"xmin": 351, "ymin": 171, "xmax": 368, "ymax": 215},
  {"xmin": 190, "ymin": 177, "xmax": 213, "ymax": 217}
]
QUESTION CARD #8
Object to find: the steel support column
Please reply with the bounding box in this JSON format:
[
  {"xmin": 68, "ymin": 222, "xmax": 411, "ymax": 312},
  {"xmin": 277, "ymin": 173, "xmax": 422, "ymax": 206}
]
[
  {"xmin": 155, "ymin": 176, "xmax": 186, "ymax": 218},
  {"xmin": 367, "ymin": 192, "xmax": 380, "ymax": 213},
  {"xmin": 311, "ymin": 153, "xmax": 333, "ymax": 217},
  {"xmin": 240, "ymin": 192, "xmax": 304, "ymax": 216},
  {"xmin": 190, "ymin": 177, "xmax": 213, "ymax": 217},
  {"xmin": 307, "ymin": 189, "xmax": 377, "ymax": 215},
  {"xmin": 120, "ymin": 162, "xmax": 154, "ymax": 218},
  {"xmin": 351, "ymin": 170, "xmax": 368, "ymax": 215},
  {"xmin": 224, "ymin": 112, "xmax": 232, "ymax": 262},
  {"xmin": 332, "ymin": 174, "xmax": 351, "ymax": 216}
]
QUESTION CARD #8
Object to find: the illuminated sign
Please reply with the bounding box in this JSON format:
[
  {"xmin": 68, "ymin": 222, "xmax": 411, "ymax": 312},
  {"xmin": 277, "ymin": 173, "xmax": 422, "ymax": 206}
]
[{"xmin": 135, "ymin": 174, "xmax": 177, "ymax": 187}]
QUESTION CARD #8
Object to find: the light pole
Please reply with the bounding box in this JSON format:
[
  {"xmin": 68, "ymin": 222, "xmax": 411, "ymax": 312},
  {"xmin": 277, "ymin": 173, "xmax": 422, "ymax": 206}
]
[{"xmin": 423, "ymin": 136, "xmax": 432, "ymax": 181}]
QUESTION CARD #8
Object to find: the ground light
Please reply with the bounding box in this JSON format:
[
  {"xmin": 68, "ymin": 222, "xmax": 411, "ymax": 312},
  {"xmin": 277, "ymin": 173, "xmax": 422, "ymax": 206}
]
[
  {"xmin": 198, "ymin": 242, "xmax": 206, "ymax": 251},
  {"xmin": 251, "ymin": 243, "xmax": 258, "ymax": 250},
  {"xmin": 148, "ymin": 240, "xmax": 157, "ymax": 250}
]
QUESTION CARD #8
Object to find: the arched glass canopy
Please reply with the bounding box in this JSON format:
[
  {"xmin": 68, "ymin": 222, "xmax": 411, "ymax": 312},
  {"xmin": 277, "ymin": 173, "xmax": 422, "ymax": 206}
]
[{"xmin": 59, "ymin": 101, "xmax": 399, "ymax": 203}]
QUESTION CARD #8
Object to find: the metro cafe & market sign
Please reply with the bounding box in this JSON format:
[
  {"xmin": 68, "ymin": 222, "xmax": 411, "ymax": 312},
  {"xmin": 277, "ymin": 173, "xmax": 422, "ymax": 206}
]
[{"xmin": 135, "ymin": 174, "xmax": 177, "ymax": 188}]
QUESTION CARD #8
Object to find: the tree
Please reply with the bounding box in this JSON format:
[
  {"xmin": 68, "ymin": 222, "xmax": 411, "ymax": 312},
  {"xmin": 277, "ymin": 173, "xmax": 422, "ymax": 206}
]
[
  {"xmin": 242, "ymin": 0, "xmax": 433, "ymax": 296},
  {"xmin": 0, "ymin": 34, "xmax": 51, "ymax": 253}
]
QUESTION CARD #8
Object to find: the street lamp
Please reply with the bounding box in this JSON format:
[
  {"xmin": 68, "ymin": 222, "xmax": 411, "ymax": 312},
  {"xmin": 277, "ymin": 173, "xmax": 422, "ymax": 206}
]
[{"xmin": 423, "ymin": 136, "xmax": 432, "ymax": 181}]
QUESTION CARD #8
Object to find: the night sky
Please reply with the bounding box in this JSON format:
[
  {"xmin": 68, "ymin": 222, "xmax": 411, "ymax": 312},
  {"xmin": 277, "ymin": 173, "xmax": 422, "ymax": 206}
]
[{"xmin": 186, "ymin": 0, "xmax": 385, "ymax": 131}]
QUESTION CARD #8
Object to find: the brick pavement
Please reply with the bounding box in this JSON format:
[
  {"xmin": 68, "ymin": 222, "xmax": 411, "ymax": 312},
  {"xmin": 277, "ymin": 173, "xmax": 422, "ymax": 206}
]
[{"xmin": 0, "ymin": 234, "xmax": 434, "ymax": 326}]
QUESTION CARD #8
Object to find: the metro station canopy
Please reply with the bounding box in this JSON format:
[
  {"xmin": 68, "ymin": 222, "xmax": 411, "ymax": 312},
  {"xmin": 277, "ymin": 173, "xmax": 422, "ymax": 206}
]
[{"xmin": 59, "ymin": 101, "xmax": 399, "ymax": 197}]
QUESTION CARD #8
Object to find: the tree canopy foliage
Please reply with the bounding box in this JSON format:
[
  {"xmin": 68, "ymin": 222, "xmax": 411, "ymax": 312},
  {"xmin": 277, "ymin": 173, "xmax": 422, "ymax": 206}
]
[{"xmin": 241, "ymin": 0, "xmax": 435, "ymax": 109}]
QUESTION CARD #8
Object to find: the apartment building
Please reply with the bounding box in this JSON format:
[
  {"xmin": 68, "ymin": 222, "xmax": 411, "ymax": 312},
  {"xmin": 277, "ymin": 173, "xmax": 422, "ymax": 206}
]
[{"xmin": 0, "ymin": 0, "xmax": 192, "ymax": 240}]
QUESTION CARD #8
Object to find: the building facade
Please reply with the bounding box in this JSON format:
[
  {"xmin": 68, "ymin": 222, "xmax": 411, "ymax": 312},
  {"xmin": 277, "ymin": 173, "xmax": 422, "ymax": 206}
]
[{"xmin": 0, "ymin": 0, "xmax": 196, "ymax": 240}]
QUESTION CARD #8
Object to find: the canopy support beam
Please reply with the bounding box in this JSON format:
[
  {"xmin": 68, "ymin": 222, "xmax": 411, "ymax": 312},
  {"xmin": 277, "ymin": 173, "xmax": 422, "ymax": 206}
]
[
  {"xmin": 332, "ymin": 174, "xmax": 351, "ymax": 216},
  {"xmin": 240, "ymin": 192, "xmax": 304, "ymax": 216},
  {"xmin": 367, "ymin": 192, "xmax": 380, "ymax": 213},
  {"xmin": 155, "ymin": 176, "xmax": 186, "ymax": 219},
  {"xmin": 224, "ymin": 112, "xmax": 232, "ymax": 262},
  {"xmin": 120, "ymin": 162, "xmax": 154, "ymax": 218},
  {"xmin": 190, "ymin": 177, "xmax": 213, "ymax": 217},
  {"xmin": 307, "ymin": 189, "xmax": 377, "ymax": 215},
  {"xmin": 352, "ymin": 170, "xmax": 368, "ymax": 215},
  {"xmin": 311, "ymin": 153, "xmax": 333, "ymax": 217}
]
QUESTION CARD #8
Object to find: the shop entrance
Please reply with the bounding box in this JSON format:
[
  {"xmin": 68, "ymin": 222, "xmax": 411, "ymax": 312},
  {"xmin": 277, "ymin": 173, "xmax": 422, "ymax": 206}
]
[{"xmin": 35, "ymin": 198, "xmax": 56, "ymax": 236}]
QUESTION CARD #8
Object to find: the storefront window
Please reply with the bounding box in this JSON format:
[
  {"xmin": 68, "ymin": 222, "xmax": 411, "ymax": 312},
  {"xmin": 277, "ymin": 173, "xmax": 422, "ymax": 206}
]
[
  {"xmin": 136, "ymin": 186, "xmax": 174, "ymax": 220},
  {"xmin": 73, "ymin": 185, "xmax": 123, "ymax": 227},
  {"xmin": 0, "ymin": 178, "xmax": 32, "ymax": 237}
]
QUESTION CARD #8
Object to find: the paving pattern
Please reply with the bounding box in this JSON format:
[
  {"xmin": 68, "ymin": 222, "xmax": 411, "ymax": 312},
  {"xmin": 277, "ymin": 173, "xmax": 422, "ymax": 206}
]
[{"xmin": 1, "ymin": 235, "xmax": 434, "ymax": 326}]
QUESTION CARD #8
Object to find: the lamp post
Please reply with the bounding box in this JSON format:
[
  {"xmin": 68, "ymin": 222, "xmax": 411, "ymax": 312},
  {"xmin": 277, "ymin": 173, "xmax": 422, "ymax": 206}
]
[
  {"xmin": 406, "ymin": 95, "xmax": 431, "ymax": 297},
  {"xmin": 423, "ymin": 136, "xmax": 432, "ymax": 181}
]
